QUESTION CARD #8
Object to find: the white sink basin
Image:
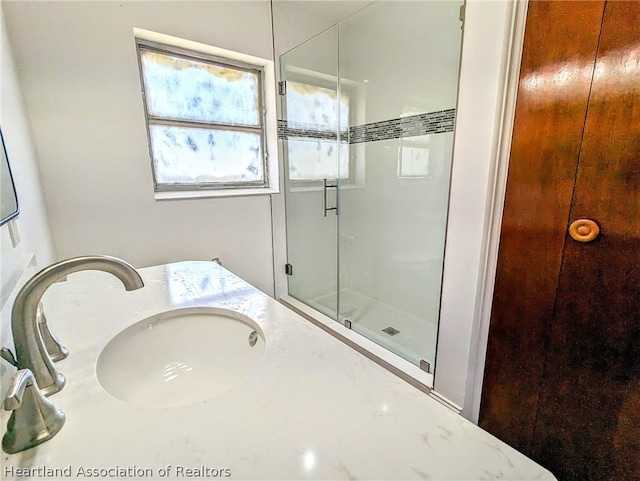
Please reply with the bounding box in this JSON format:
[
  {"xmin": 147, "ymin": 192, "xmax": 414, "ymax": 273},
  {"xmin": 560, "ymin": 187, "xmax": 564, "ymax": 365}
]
[{"xmin": 96, "ymin": 307, "xmax": 265, "ymax": 407}]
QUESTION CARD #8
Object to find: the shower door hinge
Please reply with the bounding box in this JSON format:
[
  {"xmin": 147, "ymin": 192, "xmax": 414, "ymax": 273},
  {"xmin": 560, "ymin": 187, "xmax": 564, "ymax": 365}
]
[
  {"xmin": 278, "ymin": 81, "xmax": 287, "ymax": 95},
  {"xmin": 285, "ymin": 263, "xmax": 293, "ymax": 276},
  {"xmin": 420, "ymin": 359, "xmax": 432, "ymax": 374},
  {"xmin": 459, "ymin": 3, "xmax": 465, "ymax": 24}
]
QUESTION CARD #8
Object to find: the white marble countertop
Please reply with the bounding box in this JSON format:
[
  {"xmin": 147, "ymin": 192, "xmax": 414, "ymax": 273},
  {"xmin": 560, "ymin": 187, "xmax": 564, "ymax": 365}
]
[{"xmin": 2, "ymin": 261, "xmax": 556, "ymax": 480}]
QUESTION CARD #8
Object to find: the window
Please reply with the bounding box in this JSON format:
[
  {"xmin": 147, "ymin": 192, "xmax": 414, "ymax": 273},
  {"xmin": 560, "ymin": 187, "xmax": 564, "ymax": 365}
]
[
  {"xmin": 397, "ymin": 138, "xmax": 431, "ymax": 179},
  {"xmin": 279, "ymin": 65, "xmax": 365, "ymax": 188},
  {"xmin": 284, "ymin": 81, "xmax": 350, "ymax": 182},
  {"xmin": 135, "ymin": 33, "xmax": 278, "ymax": 197}
]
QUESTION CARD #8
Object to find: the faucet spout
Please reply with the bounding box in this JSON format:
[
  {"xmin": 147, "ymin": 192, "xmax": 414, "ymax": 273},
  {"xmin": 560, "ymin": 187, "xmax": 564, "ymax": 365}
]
[{"xmin": 11, "ymin": 255, "xmax": 144, "ymax": 396}]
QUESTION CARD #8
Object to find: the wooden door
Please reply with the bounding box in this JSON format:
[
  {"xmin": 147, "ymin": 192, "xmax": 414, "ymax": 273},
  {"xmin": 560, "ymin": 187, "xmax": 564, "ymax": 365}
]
[{"xmin": 480, "ymin": 1, "xmax": 640, "ymax": 480}]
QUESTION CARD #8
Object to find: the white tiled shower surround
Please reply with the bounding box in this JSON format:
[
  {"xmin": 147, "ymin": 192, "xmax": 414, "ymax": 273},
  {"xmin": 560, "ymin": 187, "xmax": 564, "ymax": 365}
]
[{"xmin": 280, "ymin": 1, "xmax": 461, "ymax": 375}]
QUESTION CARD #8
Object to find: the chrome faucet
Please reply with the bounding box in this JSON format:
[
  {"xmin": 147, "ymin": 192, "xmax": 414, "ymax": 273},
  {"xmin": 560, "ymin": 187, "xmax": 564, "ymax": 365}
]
[
  {"xmin": 2, "ymin": 369, "xmax": 65, "ymax": 454},
  {"xmin": 37, "ymin": 303, "xmax": 69, "ymax": 362},
  {"xmin": 11, "ymin": 255, "xmax": 144, "ymax": 396}
]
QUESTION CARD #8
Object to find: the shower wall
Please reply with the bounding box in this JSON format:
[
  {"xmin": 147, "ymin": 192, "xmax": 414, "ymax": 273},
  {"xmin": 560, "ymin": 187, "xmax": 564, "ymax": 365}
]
[{"xmin": 338, "ymin": 1, "xmax": 462, "ymax": 321}]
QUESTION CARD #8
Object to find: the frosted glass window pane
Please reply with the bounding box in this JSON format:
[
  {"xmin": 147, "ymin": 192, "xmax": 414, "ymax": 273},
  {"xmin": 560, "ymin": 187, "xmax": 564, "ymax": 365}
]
[
  {"xmin": 287, "ymin": 139, "xmax": 349, "ymax": 181},
  {"xmin": 141, "ymin": 50, "xmax": 260, "ymax": 126},
  {"xmin": 150, "ymin": 125, "xmax": 263, "ymax": 184},
  {"xmin": 286, "ymin": 82, "xmax": 349, "ymax": 131},
  {"xmin": 398, "ymin": 146, "xmax": 430, "ymax": 177}
]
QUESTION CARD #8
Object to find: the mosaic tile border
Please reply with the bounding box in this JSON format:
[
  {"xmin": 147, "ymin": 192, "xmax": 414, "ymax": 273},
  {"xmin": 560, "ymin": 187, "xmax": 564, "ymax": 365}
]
[
  {"xmin": 278, "ymin": 109, "xmax": 455, "ymax": 144},
  {"xmin": 277, "ymin": 120, "xmax": 346, "ymax": 142},
  {"xmin": 349, "ymin": 109, "xmax": 455, "ymax": 144}
]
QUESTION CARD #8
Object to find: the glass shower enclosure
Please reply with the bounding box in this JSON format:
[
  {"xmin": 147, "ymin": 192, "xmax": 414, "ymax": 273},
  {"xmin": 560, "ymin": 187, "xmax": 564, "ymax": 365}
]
[{"xmin": 280, "ymin": 1, "xmax": 463, "ymax": 380}]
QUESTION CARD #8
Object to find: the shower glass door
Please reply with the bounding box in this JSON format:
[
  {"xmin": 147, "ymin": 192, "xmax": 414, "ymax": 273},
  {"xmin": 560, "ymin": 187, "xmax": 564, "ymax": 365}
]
[
  {"xmin": 281, "ymin": 26, "xmax": 344, "ymax": 320},
  {"xmin": 282, "ymin": 1, "xmax": 462, "ymax": 378},
  {"xmin": 336, "ymin": 2, "xmax": 462, "ymax": 373}
]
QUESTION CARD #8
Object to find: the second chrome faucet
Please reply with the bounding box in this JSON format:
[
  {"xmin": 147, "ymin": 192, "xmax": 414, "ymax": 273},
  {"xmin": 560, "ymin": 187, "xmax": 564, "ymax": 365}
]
[{"xmin": 10, "ymin": 255, "xmax": 144, "ymax": 396}]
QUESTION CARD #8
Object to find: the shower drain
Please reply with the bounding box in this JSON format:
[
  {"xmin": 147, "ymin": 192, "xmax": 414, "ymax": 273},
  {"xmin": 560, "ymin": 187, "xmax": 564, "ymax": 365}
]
[{"xmin": 382, "ymin": 326, "xmax": 400, "ymax": 336}]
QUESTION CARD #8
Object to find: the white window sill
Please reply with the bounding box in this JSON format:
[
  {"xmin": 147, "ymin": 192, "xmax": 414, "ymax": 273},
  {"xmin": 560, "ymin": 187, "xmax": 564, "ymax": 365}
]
[{"xmin": 154, "ymin": 186, "xmax": 280, "ymax": 201}]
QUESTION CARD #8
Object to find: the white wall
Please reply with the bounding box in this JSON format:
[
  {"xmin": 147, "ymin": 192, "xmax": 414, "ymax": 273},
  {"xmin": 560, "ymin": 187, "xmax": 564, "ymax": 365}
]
[
  {"xmin": 436, "ymin": 0, "xmax": 517, "ymax": 416},
  {"xmin": 0, "ymin": 9, "xmax": 55, "ymax": 397},
  {"xmin": 2, "ymin": 1, "xmax": 275, "ymax": 295},
  {"xmin": 339, "ymin": 1, "xmax": 462, "ymax": 123}
]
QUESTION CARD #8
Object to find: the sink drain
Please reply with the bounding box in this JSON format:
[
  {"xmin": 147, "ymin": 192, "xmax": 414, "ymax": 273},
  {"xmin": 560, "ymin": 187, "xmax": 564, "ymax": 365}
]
[{"xmin": 248, "ymin": 330, "xmax": 259, "ymax": 347}]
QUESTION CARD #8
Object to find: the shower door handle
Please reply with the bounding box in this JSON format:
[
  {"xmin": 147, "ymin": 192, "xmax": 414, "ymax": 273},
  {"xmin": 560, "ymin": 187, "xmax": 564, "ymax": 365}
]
[{"xmin": 323, "ymin": 179, "xmax": 338, "ymax": 217}]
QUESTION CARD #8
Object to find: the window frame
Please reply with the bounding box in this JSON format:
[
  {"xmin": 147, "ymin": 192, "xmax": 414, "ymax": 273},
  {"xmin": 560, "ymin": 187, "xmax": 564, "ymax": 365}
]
[{"xmin": 135, "ymin": 37, "xmax": 272, "ymax": 195}]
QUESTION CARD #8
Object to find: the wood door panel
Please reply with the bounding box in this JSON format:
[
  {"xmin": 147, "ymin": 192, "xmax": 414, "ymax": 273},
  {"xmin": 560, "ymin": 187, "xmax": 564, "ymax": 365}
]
[
  {"xmin": 531, "ymin": 2, "xmax": 640, "ymax": 480},
  {"xmin": 479, "ymin": 0, "xmax": 606, "ymax": 454}
]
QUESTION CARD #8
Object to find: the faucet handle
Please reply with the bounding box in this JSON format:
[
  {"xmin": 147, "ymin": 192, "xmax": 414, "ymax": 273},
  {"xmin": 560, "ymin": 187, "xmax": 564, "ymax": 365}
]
[
  {"xmin": 2, "ymin": 369, "xmax": 65, "ymax": 454},
  {"xmin": 37, "ymin": 304, "xmax": 69, "ymax": 362}
]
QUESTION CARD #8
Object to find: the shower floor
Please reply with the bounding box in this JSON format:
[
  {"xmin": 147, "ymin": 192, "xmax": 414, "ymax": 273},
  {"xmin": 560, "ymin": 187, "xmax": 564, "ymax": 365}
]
[{"xmin": 309, "ymin": 288, "xmax": 439, "ymax": 369}]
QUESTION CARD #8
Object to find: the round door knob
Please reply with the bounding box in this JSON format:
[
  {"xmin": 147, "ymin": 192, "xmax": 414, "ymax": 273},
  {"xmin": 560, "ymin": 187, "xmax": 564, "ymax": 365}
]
[{"xmin": 568, "ymin": 219, "xmax": 600, "ymax": 242}]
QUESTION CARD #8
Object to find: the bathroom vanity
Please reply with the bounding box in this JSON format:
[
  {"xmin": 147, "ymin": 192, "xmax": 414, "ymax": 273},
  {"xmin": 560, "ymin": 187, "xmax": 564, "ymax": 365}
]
[{"xmin": 1, "ymin": 261, "xmax": 556, "ymax": 480}]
